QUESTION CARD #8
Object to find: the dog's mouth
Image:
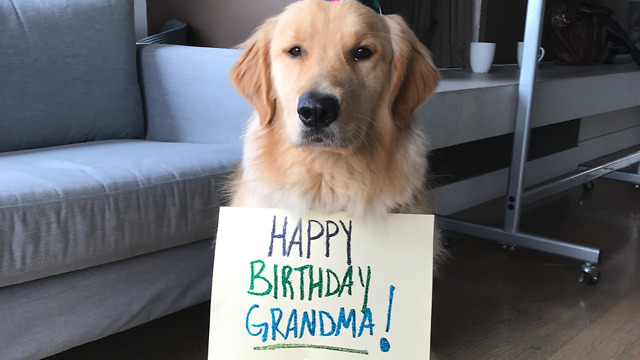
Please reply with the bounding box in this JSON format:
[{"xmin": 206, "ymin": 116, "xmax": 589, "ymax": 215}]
[{"xmin": 299, "ymin": 127, "xmax": 340, "ymax": 147}]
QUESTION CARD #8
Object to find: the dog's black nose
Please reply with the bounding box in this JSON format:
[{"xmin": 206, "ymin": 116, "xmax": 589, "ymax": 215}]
[{"xmin": 297, "ymin": 92, "xmax": 340, "ymax": 128}]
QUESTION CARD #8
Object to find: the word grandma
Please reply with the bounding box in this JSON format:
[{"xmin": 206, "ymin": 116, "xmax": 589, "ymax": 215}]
[
  {"xmin": 246, "ymin": 305, "xmax": 375, "ymax": 342},
  {"xmin": 268, "ymin": 215, "xmax": 353, "ymax": 265}
]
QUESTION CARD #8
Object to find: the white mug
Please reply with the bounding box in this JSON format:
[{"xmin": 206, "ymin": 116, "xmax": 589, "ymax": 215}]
[
  {"xmin": 517, "ymin": 42, "xmax": 545, "ymax": 68},
  {"xmin": 470, "ymin": 42, "xmax": 496, "ymax": 73}
]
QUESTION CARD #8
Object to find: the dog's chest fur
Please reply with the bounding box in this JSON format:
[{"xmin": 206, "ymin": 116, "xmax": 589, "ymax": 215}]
[{"xmin": 233, "ymin": 115, "xmax": 428, "ymax": 218}]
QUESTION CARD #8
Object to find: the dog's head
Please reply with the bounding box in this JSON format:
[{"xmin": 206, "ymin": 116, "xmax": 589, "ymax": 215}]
[{"xmin": 231, "ymin": 0, "xmax": 438, "ymax": 150}]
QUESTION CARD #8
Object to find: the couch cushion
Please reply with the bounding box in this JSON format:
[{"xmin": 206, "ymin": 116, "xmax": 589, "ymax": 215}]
[
  {"xmin": 0, "ymin": 0, "xmax": 144, "ymax": 152},
  {"xmin": 0, "ymin": 140, "xmax": 241, "ymax": 287},
  {"xmin": 139, "ymin": 45, "xmax": 253, "ymax": 144}
]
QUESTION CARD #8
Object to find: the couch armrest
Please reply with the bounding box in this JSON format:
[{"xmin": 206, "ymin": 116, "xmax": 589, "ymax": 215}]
[{"xmin": 138, "ymin": 44, "xmax": 252, "ymax": 144}]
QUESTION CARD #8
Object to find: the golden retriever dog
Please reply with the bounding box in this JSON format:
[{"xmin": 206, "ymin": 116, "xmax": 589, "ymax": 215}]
[{"xmin": 229, "ymin": 0, "xmax": 439, "ymax": 221}]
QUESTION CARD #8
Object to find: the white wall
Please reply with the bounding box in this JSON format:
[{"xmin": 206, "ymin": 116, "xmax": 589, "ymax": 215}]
[
  {"xmin": 204, "ymin": 0, "xmax": 295, "ymax": 47},
  {"xmin": 146, "ymin": 0, "xmax": 295, "ymax": 47}
]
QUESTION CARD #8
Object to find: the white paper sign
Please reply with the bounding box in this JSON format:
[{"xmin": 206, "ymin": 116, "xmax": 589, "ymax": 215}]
[{"xmin": 209, "ymin": 207, "xmax": 434, "ymax": 359}]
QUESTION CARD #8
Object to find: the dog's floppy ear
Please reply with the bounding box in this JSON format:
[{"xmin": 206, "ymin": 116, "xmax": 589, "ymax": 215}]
[
  {"xmin": 385, "ymin": 15, "xmax": 439, "ymax": 128},
  {"xmin": 230, "ymin": 18, "xmax": 277, "ymax": 126}
]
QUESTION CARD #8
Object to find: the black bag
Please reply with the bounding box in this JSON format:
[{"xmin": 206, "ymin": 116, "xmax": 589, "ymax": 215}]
[{"xmin": 546, "ymin": 0, "xmax": 640, "ymax": 66}]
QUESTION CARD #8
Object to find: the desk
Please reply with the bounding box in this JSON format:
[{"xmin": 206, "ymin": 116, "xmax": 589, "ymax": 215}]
[
  {"xmin": 426, "ymin": 0, "xmax": 640, "ymax": 284},
  {"xmin": 419, "ymin": 63, "xmax": 640, "ymax": 150}
]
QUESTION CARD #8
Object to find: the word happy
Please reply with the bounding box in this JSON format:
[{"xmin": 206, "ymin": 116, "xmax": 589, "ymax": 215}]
[{"xmin": 267, "ymin": 215, "xmax": 353, "ymax": 265}]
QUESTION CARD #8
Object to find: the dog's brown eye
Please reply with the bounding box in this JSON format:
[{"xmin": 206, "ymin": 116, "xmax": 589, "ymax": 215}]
[
  {"xmin": 354, "ymin": 47, "xmax": 373, "ymax": 61},
  {"xmin": 288, "ymin": 46, "xmax": 303, "ymax": 57}
]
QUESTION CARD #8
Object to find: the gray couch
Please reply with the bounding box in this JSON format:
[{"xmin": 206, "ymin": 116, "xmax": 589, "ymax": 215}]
[{"xmin": 0, "ymin": 1, "xmax": 250, "ymax": 359}]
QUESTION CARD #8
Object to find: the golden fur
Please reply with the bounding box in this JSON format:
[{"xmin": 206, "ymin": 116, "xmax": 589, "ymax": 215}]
[{"xmin": 229, "ymin": 0, "xmax": 439, "ymax": 219}]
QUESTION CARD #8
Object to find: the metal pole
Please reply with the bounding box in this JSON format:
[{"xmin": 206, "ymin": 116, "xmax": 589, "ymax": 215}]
[{"xmin": 504, "ymin": 0, "xmax": 547, "ymax": 233}]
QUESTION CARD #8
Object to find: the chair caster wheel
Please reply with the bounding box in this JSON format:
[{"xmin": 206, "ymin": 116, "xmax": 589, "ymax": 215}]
[
  {"xmin": 578, "ymin": 263, "xmax": 599, "ymax": 285},
  {"xmin": 582, "ymin": 181, "xmax": 594, "ymax": 192}
]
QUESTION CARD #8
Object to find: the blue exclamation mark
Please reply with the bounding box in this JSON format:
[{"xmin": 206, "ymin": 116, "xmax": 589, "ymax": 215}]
[{"xmin": 380, "ymin": 285, "xmax": 395, "ymax": 353}]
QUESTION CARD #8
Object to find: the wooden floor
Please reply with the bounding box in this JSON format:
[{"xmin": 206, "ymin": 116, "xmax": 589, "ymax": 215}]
[{"xmin": 47, "ymin": 178, "xmax": 640, "ymax": 360}]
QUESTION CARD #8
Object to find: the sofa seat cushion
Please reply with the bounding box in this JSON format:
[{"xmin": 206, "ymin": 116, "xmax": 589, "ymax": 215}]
[{"xmin": 0, "ymin": 140, "xmax": 241, "ymax": 287}]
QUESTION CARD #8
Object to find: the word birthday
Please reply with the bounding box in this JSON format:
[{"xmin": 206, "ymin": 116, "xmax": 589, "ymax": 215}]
[
  {"xmin": 268, "ymin": 215, "xmax": 353, "ymax": 265},
  {"xmin": 248, "ymin": 260, "xmax": 372, "ymax": 308}
]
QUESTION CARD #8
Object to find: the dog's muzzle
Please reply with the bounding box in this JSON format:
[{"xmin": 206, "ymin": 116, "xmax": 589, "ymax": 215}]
[{"xmin": 297, "ymin": 92, "xmax": 340, "ymax": 129}]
